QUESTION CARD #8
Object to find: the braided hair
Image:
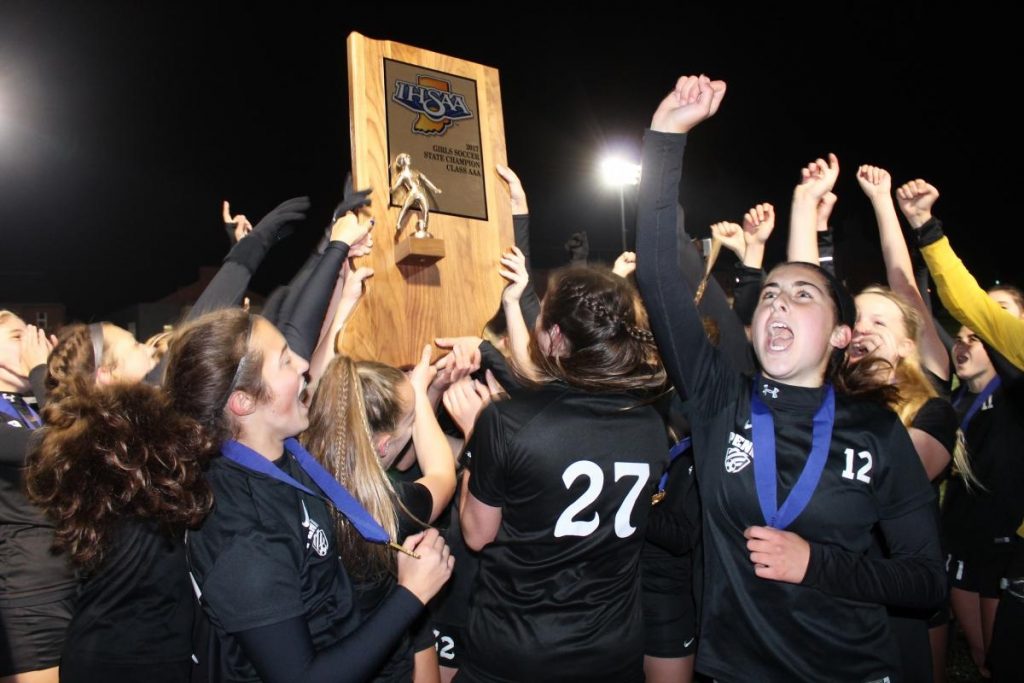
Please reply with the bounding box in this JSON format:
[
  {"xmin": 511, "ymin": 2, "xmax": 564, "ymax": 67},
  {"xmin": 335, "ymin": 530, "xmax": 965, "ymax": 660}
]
[{"xmin": 530, "ymin": 265, "xmax": 666, "ymax": 393}]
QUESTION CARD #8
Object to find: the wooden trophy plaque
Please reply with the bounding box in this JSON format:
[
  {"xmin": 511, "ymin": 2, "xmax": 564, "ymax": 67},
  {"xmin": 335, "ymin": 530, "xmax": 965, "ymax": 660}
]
[{"xmin": 343, "ymin": 32, "xmax": 512, "ymax": 367}]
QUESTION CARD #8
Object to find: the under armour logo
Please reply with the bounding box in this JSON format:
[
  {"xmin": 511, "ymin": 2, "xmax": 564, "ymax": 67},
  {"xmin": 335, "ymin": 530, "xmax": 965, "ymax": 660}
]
[{"xmin": 762, "ymin": 384, "xmax": 779, "ymax": 399}]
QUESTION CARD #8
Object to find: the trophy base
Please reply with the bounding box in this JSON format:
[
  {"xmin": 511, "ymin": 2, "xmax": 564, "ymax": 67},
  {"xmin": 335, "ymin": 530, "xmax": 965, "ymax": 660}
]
[{"xmin": 395, "ymin": 236, "xmax": 445, "ymax": 266}]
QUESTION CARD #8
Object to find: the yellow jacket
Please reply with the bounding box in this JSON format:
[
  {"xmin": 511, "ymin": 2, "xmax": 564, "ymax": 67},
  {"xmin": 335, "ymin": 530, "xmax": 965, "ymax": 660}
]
[{"xmin": 921, "ymin": 236, "xmax": 1024, "ymax": 372}]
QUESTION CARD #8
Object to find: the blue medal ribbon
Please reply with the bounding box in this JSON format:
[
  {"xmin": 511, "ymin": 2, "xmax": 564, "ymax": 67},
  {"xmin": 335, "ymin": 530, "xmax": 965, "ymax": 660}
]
[
  {"xmin": 953, "ymin": 376, "xmax": 1001, "ymax": 433},
  {"xmin": 0, "ymin": 395, "xmax": 42, "ymax": 430},
  {"xmin": 750, "ymin": 379, "xmax": 835, "ymax": 530},
  {"xmin": 221, "ymin": 437, "xmax": 389, "ymax": 544},
  {"xmin": 656, "ymin": 436, "xmax": 693, "ymax": 493}
]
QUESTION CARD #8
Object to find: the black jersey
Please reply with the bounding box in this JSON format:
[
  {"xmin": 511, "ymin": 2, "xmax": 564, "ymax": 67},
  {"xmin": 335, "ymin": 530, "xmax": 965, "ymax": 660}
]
[
  {"xmin": 635, "ymin": 129, "xmax": 946, "ymax": 682},
  {"xmin": 461, "ymin": 383, "xmax": 666, "ymax": 683},
  {"xmin": 59, "ymin": 519, "xmax": 193, "ymax": 682},
  {"xmin": 354, "ymin": 481, "xmax": 433, "ymax": 683},
  {"xmin": 911, "ymin": 397, "xmax": 958, "ymax": 456},
  {"xmin": 0, "ymin": 377, "xmax": 77, "ymax": 606},
  {"xmin": 188, "ymin": 451, "xmax": 365, "ymax": 682},
  {"xmin": 943, "ymin": 384, "xmax": 1024, "ymax": 551}
]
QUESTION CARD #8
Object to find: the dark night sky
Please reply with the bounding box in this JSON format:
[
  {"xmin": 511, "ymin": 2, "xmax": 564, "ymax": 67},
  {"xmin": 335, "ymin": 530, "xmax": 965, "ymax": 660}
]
[{"xmin": 0, "ymin": 4, "xmax": 1017, "ymax": 321}]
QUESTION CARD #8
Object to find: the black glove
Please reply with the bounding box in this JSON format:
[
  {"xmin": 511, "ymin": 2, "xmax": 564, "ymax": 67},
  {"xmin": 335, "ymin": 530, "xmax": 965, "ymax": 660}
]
[
  {"xmin": 225, "ymin": 196, "xmax": 311, "ymax": 271},
  {"xmin": 318, "ymin": 174, "xmax": 372, "ymax": 253},
  {"xmin": 332, "ymin": 173, "xmax": 372, "ymax": 222}
]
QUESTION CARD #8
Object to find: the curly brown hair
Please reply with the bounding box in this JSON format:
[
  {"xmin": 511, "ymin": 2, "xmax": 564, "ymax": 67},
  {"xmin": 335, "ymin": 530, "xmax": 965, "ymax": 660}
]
[{"xmin": 26, "ymin": 382, "xmax": 215, "ymax": 570}]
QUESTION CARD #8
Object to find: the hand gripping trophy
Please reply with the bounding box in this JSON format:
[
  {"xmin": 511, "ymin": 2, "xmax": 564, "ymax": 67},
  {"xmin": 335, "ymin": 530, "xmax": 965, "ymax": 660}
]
[{"xmin": 390, "ymin": 153, "xmax": 443, "ymax": 238}]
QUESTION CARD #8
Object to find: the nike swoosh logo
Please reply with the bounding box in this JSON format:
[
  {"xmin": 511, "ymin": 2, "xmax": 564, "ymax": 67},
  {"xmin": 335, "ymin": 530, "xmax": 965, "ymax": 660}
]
[
  {"xmin": 743, "ymin": 421, "xmax": 752, "ymax": 430},
  {"xmin": 683, "ymin": 637, "xmax": 695, "ymax": 648}
]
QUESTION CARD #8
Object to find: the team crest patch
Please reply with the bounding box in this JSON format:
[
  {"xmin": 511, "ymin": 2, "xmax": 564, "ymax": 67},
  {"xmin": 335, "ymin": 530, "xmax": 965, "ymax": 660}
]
[
  {"xmin": 301, "ymin": 501, "xmax": 330, "ymax": 557},
  {"xmin": 393, "ymin": 75, "xmax": 474, "ymax": 136},
  {"xmin": 724, "ymin": 431, "xmax": 754, "ymax": 473}
]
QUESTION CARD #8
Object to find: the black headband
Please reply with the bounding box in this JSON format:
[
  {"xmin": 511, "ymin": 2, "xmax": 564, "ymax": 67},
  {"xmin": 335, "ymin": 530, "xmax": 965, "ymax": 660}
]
[{"xmin": 88, "ymin": 323, "xmax": 104, "ymax": 371}]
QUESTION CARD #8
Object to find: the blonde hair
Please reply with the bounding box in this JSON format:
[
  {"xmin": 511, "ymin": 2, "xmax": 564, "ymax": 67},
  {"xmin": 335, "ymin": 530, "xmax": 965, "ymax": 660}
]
[
  {"xmin": 302, "ymin": 356, "xmax": 423, "ymax": 580},
  {"xmin": 858, "ymin": 286, "xmax": 978, "ymax": 488},
  {"xmin": 858, "ymin": 287, "xmax": 935, "ymax": 424}
]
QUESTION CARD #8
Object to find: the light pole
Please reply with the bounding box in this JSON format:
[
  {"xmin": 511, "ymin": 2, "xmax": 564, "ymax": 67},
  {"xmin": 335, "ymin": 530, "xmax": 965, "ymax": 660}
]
[{"xmin": 600, "ymin": 157, "xmax": 641, "ymax": 252}]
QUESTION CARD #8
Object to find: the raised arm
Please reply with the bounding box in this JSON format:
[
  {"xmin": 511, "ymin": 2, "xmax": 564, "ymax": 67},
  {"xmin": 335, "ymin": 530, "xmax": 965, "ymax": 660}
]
[
  {"xmin": 815, "ymin": 192, "xmax": 838, "ymax": 275},
  {"xmin": 732, "ymin": 204, "xmax": 776, "ymax": 326},
  {"xmin": 279, "ymin": 213, "xmax": 373, "ymax": 362},
  {"xmin": 858, "ymin": 166, "xmax": 950, "ymax": 381},
  {"xmin": 193, "ymin": 196, "xmax": 311, "ymax": 318},
  {"xmin": 740, "ymin": 203, "xmax": 775, "ymax": 270},
  {"xmin": 633, "ymin": 74, "xmax": 740, "ymax": 413},
  {"xmin": 407, "ymin": 346, "xmax": 458, "ymax": 522},
  {"xmin": 498, "ymin": 246, "xmax": 538, "ymax": 382},
  {"xmin": 307, "ymin": 264, "xmax": 374, "ymax": 391},
  {"xmin": 672, "ymin": 206, "xmax": 755, "ymax": 375},
  {"xmin": 497, "ymin": 165, "xmax": 541, "ymax": 328},
  {"xmin": 787, "ymin": 155, "xmax": 839, "ymax": 264},
  {"xmin": 898, "ymin": 179, "xmax": 1024, "ymax": 371},
  {"xmin": 710, "ymin": 221, "xmax": 747, "ymax": 266}
]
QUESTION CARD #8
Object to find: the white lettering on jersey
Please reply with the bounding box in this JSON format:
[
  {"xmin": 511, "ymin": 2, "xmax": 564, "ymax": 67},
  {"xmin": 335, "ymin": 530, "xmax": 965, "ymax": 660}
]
[
  {"xmin": 433, "ymin": 629, "xmax": 456, "ymax": 660},
  {"xmin": 301, "ymin": 500, "xmax": 330, "ymax": 557},
  {"xmin": 841, "ymin": 448, "xmax": 873, "ymax": 484},
  {"xmin": 553, "ymin": 460, "xmax": 651, "ymax": 539},
  {"xmin": 724, "ymin": 431, "xmax": 754, "ymax": 474}
]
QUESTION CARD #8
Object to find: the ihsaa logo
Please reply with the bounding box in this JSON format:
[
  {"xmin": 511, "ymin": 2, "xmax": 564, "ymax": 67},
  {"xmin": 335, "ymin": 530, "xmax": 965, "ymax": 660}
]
[{"xmin": 393, "ymin": 75, "xmax": 474, "ymax": 136}]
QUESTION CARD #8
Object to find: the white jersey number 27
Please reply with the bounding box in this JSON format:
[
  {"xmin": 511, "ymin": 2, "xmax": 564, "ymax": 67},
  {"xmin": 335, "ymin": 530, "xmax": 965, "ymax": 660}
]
[{"xmin": 554, "ymin": 461, "xmax": 651, "ymax": 539}]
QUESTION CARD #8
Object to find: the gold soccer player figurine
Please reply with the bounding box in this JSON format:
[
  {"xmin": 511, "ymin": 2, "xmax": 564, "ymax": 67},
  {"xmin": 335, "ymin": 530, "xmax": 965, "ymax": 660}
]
[{"xmin": 390, "ymin": 153, "xmax": 443, "ymax": 238}]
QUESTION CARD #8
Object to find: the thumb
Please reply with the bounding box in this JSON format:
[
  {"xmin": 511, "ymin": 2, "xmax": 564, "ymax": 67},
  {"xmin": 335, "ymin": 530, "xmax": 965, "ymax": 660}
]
[
  {"xmin": 473, "ymin": 379, "xmax": 490, "ymax": 401},
  {"xmin": 485, "ymin": 369, "xmax": 503, "ymax": 395},
  {"xmin": 434, "ymin": 338, "xmax": 455, "ymax": 349},
  {"xmin": 222, "ymin": 200, "xmax": 232, "ymax": 223}
]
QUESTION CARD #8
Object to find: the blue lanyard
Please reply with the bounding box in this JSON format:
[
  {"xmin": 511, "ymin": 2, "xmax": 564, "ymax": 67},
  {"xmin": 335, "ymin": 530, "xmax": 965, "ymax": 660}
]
[
  {"xmin": 954, "ymin": 376, "xmax": 1001, "ymax": 433},
  {"xmin": 0, "ymin": 395, "xmax": 42, "ymax": 430},
  {"xmin": 657, "ymin": 436, "xmax": 693, "ymax": 493},
  {"xmin": 221, "ymin": 437, "xmax": 389, "ymax": 544},
  {"xmin": 750, "ymin": 380, "xmax": 836, "ymax": 530}
]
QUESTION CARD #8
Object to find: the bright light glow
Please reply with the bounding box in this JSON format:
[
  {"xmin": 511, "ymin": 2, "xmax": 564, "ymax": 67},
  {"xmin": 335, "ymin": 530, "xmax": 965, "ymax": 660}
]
[{"xmin": 600, "ymin": 157, "xmax": 641, "ymax": 187}]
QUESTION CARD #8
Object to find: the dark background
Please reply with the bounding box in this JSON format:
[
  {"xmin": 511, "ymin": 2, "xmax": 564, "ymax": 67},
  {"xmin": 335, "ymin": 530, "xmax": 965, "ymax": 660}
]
[{"xmin": 0, "ymin": 3, "xmax": 1015, "ymax": 321}]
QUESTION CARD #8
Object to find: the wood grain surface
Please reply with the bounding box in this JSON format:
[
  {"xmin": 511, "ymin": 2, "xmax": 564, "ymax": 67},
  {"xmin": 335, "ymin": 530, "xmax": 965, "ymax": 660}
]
[{"xmin": 344, "ymin": 32, "xmax": 512, "ymax": 367}]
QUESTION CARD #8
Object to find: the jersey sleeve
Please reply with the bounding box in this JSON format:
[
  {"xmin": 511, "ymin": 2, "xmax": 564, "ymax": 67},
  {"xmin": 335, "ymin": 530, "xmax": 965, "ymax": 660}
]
[
  {"xmin": 875, "ymin": 413, "xmax": 936, "ymax": 520},
  {"xmin": 911, "ymin": 397, "xmax": 958, "ymax": 455},
  {"xmin": 802, "ymin": 504, "xmax": 947, "ymax": 609},
  {"xmin": 465, "ymin": 403, "xmax": 509, "ymax": 508},
  {"xmin": 397, "ymin": 481, "xmax": 433, "ymax": 538},
  {"xmin": 633, "ymin": 129, "xmax": 743, "ymax": 420},
  {"xmin": 920, "ymin": 234, "xmax": 1024, "ymax": 371}
]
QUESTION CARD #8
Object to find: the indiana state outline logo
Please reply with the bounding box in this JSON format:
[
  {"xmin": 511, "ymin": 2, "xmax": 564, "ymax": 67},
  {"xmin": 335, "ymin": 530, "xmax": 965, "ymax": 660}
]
[{"xmin": 392, "ymin": 75, "xmax": 474, "ymax": 136}]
